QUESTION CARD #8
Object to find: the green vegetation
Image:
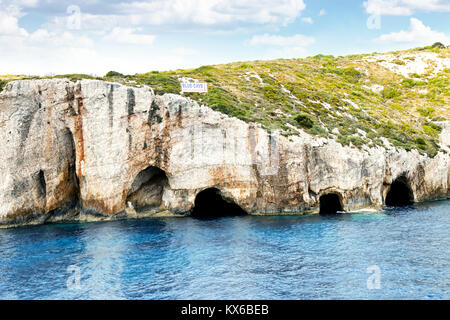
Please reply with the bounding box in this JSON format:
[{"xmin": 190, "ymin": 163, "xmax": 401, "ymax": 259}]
[
  {"xmin": 54, "ymin": 74, "xmax": 99, "ymax": 82},
  {"xmin": 432, "ymin": 42, "xmax": 446, "ymax": 49},
  {"xmin": 392, "ymin": 59, "xmax": 406, "ymax": 65},
  {"xmin": 294, "ymin": 113, "xmax": 315, "ymax": 129},
  {"xmin": 105, "ymin": 71, "xmax": 125, "ymax": 77},
  {"xmin": 0, "ymin": 80, "xmax": 6, "ymax": 92},
  {"xmin": 401, "ymin": 78, "xmax": 426, "ymax": 88},
  {"xmin": 1, "ymin": 45, "xmax": 449, "ymax": 157},
  {"xmin": 381, "ymin": 87, "xmax": 400, "ymax": 99},
  {"xmin": 136, "ymin": 72, "xmax": 180, "ymax": 95},
  {"xmin": 417, "ymin": 106, "xmax": 435, "ymax": 118}
]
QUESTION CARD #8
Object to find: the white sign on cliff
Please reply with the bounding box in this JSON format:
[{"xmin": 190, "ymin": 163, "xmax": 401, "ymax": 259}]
[{"xmin": 181, "ymin": 82, "xmax": 208, "ymax": 93}]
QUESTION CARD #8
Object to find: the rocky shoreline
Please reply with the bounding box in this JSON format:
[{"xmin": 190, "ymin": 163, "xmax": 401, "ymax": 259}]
[{"xmin": 0, "ymin": 79, "xmax": 449, "ymax": 228}]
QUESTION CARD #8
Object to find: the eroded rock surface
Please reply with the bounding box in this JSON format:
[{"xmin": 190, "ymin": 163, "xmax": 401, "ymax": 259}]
[{"xmin": 0, "ymin": 79, "xmax": 448, "ymax": 227}]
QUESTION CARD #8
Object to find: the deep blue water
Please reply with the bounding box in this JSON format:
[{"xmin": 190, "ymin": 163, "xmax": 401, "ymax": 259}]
[{"xmin": 0, "ymin": 200, "xmax": 449, "ymax": 300}]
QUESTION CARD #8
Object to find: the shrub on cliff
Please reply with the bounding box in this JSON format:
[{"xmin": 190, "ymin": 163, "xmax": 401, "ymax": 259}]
[
  {"xmin": 432, "ymin": 42, "xmax": 446, "ymax": 49},
  {"xmin": 4, "ymin": 45, "xmax": 447, "ymax": 157},
  {"xmin": 294, "ymin": 113, "xmax": 314, "ymax": 129},
  {"xmin": 106, "ymin": 71, "xmax": 125, "ymax": 77},
  {"xmin": 0, "ymin": 80, "xmax": 6, "ymax": 92},
  {"xmin": 381, "ymin": 87, "xmax": 400, "ymax": 99},
  {"xmin": 324, "ymin": 67, "xmax": 362, "ymax": 83},
  {"xmin": 402, "ymin": 78, "xmax": 426, "ymax": 88},
  {"xmin": 137, "ymin": 73, "xmax": 180, "ymax": 95},
  {"xmin": 54, "ymin": 74, "xmax": 97, "ymax": 82},
  {"xmin": 202, "ymin": 87, "xmax": 243, "ymax": 118}
]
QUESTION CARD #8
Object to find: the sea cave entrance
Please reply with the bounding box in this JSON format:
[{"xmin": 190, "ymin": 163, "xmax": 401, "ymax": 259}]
[
  {"xmin": 191, "ymin": 188, "xmax": 247, "ymax": 218},
  {"xmin": 319, "ymin": 193, "xmax": 344, "ymax": 215},
  {"xmin": 36, "ymin": 170, "xmax": 46, "ymax": 198},
  {"xmin": 385, "ymin": 176, "xmax": 413, "ymax": 207},
  {"xmin": 126, "ymin": 166, "xmax": 168, "ymax": 212}
]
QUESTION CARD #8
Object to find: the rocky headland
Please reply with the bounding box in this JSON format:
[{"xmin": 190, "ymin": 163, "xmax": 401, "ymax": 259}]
[{"xmin": 1, "ymin": 47, "xmax": 449, "ymax": 227}]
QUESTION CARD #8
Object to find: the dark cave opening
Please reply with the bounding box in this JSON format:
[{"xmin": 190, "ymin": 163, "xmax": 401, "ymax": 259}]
[
  {"xmin": 191, "ymin": 188, "xmax": 247, "ymax": 218},
  {"xmin": 37, "ymin": 170, "xmax": 46, "ymax": 198},
  {"xmin": 126, "ymin": 166, "xmax": 168, "ymax": 211},
  {"xmin": 385, "ymin": 177, "xmax": 413, "ymax": 207},
  {"xmin": 319, "ymin": 193, "xmax": 344, "ymax": 215},
  {"xmin": 67, "ymin": 129, "xmax": 80, "ymax": 207}
]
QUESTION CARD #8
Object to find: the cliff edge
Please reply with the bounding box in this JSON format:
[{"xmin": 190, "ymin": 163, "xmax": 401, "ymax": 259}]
[{"xmin": 0, "ymin": 78, "xmax": 448, "ymax": 227}]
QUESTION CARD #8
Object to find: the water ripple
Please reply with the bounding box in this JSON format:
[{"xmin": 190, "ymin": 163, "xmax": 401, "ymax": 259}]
[{"xmin": 0, "ymin": 201, "xmax": 449, "ymax": 299}]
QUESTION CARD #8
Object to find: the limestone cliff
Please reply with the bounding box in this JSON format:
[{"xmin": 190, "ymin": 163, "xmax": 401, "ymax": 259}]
[{"xmin": 0, "ymin": 79, "xmax": 449, "ymax": 227}]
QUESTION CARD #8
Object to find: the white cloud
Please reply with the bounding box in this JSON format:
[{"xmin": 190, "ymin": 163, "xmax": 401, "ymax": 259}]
[
  {"xmin": 248, "ymin": 33, "xmax": 315, "ymax": 59},
  {"xmin": 0, "ymin": 5, "xmax": 94, "ymax": 48},
  {"xmin": 263, "ymin": 46, "xmax": 310, "ymax": 59},
  {"xmin": 0, "ymin": 7, "xmax": 28, "ymax": 36},
  {"xmin": 0, "ymin": 4, "xmax": 203, "ymax": 75},
  {"xmin": 1, "ymin": 0, "xmax": 39, "ymax": 8},
  {"xmin": 0, "ymin": 0, "xmax": 309, "ymax": 75},
  {"xmin": 103, "ymin": 27, "xmax": 155, "ymax": 45},
  {"xmin": 319, "ymin": 9, "xmax": 327, "ymax": 16},
  {"xmin": 364, "ymin": 0, "xmax": 450, "ymax": 15},
  {"xmin": 17, "ymin": 0, "xmax": 39, "ymax": 7},
  {"xmin": 0, "ymin": 14, "xmax": 26, "ymax": 36},
  {"xmin": 375, "ymin": 18, "xmax": 449, "ymax": 44},
  {"xmin": 30, "ymin": 29, "xmax": 94, "ymax": 47},
  {"xmin": 249, "ymin": 33, "xmax": 315, "ymax": 47},
  {"xmin": 171, "ymin": 47, "xmax": 198, "ymax": 55},
  {"xmin": 0, "ymin": 32, "xmax": 195, "ymax": 75},
  {"xmin": 114, "ymin": 0, "xmax": 306, "ymax": 28},
  {"xmin": 301, "ymin": 17, "xmax": 314, "ymax": 24}
]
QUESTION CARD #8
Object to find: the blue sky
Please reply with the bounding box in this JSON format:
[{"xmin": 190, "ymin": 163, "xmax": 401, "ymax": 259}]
[{"xmin": 0, "ymin": 0, "xmax": 449, "ymax": 75}]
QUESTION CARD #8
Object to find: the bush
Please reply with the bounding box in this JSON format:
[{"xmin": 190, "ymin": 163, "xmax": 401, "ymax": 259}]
[
  {"xmin": 105, "ymin": 71, "xmax": 125, "ymax": 77},
  {"xmin": 392, "ymin": 59, "xmax": 406, "ymax": 65},
  {"xmin": 202, "ymin": 87, "xmax": 242, "ymax": 118},
  {"xmin": 415, "ymin": 137, "xmax": 426, "ymax": 145},
  {"xmin": 325, "ymin": 67, "xmax": 362, "ymax": 83},
  {"xmin": 417, "ymin": 106, "xmax": 435, "ymax": 118},
  {"xmin": 138, "ymin": 73, "xmax": 180, "ymax": 95},
  {"xmin": 192, "ymin": 65, "xmax": 218, "ymax": 77},
  {"xmin": 239, "ymin": 64, "xmax": 251, "ymax": 69},
  {"xmin": 294, "ymin": 113, "xmax": 314, "ymax": 129},
  {"xmin": 0, "ymin": 80, "xmax": 7, "ymax": 92},
  {"xmin": 53, "ymin": 74, "xmax": 96, "ymax": 82},
  {"xmin": 429, "ymin": 76, "xmax": 449, "ymax": 89},
  {"xmin": 312, "ymin": 54, "xmax": 335, "ymax": 60},
  {"xmin": 390, "ymin": 103, "xmax": 404, "ymax": 111},
  {"xmin": 262, "ymin": 85, "xmax": 287, "ymax": 104},
  {"xmin": 402, "ymin": 78, "xmax": 418, "ymax": 88},
  {"xmin": 310, "ymin": 124, "xmax": 328, "ymax": 137},
  {"xmin": 432, "ymin": 42, "xmax": 446, "ymax": 49},
  {"xmin": 422, "ymin": 124, "xmax": 438, "ymax": 136},
  {"xmin": 381, "ymin": 87, "xmax": 400, "ymax": 99}
]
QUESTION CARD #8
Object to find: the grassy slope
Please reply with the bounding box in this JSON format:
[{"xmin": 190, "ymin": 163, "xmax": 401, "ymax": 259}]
[{"xmin": 1, "ymin": 46, "xmax": 449, "ymax": 157}]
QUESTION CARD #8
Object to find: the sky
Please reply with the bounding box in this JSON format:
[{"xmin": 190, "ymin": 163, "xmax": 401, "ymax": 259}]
[{"xmin": 0, "ymin": 0, "xmax": 449, "ymax": 75}]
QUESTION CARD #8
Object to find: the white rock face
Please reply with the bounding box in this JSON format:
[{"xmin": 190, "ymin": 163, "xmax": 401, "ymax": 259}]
[{"xmin": 0, "ymin": 79, "xmax": 449, "ymax": 227}]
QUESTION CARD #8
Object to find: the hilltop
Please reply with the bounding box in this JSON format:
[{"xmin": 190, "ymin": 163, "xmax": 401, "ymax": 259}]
[{"xmin": 1, "ymin": 45, "xmax": 449, "ymax": 157}]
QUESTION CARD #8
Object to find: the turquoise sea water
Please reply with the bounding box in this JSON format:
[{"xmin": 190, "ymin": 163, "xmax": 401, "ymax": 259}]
[{"xmin": 0, "ymin": 200, "xmax": 449, "ymax": 300}]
